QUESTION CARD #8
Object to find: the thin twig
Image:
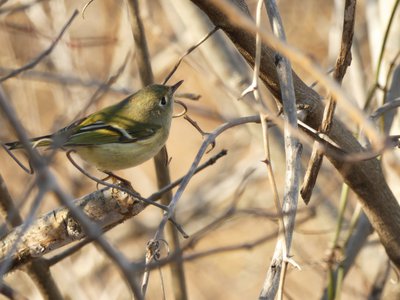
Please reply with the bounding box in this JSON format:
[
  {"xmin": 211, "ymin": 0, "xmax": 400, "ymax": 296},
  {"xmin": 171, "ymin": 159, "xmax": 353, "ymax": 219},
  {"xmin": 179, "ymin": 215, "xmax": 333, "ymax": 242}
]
[
  {"xmin": 183, "ymin": 115, "xmax": 208, "ymax": 136},
  {"xmin": 374, "ymin": 0, "xmax": 400, "ymax": 84},
  {"xmin": 65, "ymin": 150, "xmax": 169, "ymax": 210},
  {"xmin": 364, "ymin": 0, "xmax": 400, "ymax": 111},
  {"xmin": 163, "ymin": 27, "xmax": 219, "ymax": 85},
  {"xmin": 82, "ymin": 0, "xmax": 95, "ymax": 18},
  {"xmin": 0, "ymin": 10, "xmax": 79, "ymax": 82},
  {"xmin": 147, "ymin": 149, "xmax": 227, "ymax": 202},
  {"xmin": 1, "ymin": 143, "xmax": 33, "ymax": 174},
  {"xmin": 183, "ymin": 114, "xmax": 216, "ymax": 153},
  {"xmin": 128, "ymin": 0, "xmax": 154, "ymax": 86},
  {"xmin": 382, "ymin": 50, "xmax": 400, "ymax": 108},
  {"xmin": 145, "ymin": 213, "xmax": 313, "ymax": 272},
  {"xmin": 205, "ymin": 0, "xmax": 383, "ymax": 148},
  {"xmin": 46, "ymin": 238, "xmax": 93, "ymax": 267},
  {"xmin": 74, "ymin": 50, "xmax": 132, "ymax": 121},
  {"xmin": 309, "ymin": 67, "xmax": 335, "ymax": 88},
  {"xmin": 370, "ymin": 98, "xmax": 400, "ymax": 120},
  {"xmin": 172, "ymin": 99, "xmax": 188, "ymax": 118},
  {"xmin": 239, "ymin": 0, "xmax": 262, "ymax": 101},
  {"xmin": 0, "ymin": 67, "xmax": 133, "ymax": 94},
  {"xmin": 149, "ymin": 115, "xmax": 261, "ymax": 262},
  {"xmin": 40, "ymin": 150, "xmax": 227, "ymax": 268}
]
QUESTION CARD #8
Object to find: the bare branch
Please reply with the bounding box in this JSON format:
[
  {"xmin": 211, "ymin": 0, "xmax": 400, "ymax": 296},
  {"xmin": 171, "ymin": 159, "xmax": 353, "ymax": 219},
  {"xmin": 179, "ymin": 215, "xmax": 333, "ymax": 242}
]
[
  {"xmin": 0, "ymin": 174, "xmax": 63, "ymax": 300},
  {"xmin": 194, "ymin": 0, "xmax": 383, "ymax": 147},
  {"xmin": 150, "ymin": 115, "xmax": 261, "ymax": 247},
  {"xmin": 127, "ymin": 0, "xmax": 188, "ymax": 297},
  {"xmin": 0, "ymin": 86, "xmax": 143, "ymax": 299},
  {"xmin": 301, "ymin": 0, "xmax": 356, "ymax": 204},
  {"xmin": 0, "ymin": 187, "xmax": 145, "ymax": 272},
  {"xmin": 163, "ymin": 26, "xmax": 219, "ymax": 85},
  {"xmin": 258, "ymin": 0, "xmax": 302, "ymax": 298},
  {"xmin": 0, "ymin": 10, "xmax": 79, "ymax": 82},
  {"xmin": 191, "ymin": 0, "xmax": 400, "ymax": 272}
]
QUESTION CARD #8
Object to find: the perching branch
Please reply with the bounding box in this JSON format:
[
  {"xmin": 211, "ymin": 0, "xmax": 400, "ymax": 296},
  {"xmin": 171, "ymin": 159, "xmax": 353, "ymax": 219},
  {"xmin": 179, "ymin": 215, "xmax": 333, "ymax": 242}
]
[
  {"xmin": 0, "ymin": 85, "xmax": 143, "ymax": 299},
  {"xmin": 0, "ymin": 148, "xmax": 227, "ymax": 272},
  {"xmin": 0, "ymin": 187, "xmax": 146, "ymax": 272}
]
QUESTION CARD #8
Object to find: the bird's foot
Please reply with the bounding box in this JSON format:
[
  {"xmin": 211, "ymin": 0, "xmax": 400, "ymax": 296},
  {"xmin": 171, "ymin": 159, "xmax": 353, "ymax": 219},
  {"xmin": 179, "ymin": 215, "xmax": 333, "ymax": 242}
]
[{"xmin": 101, "ymin": 171, "xmax": 137, "ymax": 193}]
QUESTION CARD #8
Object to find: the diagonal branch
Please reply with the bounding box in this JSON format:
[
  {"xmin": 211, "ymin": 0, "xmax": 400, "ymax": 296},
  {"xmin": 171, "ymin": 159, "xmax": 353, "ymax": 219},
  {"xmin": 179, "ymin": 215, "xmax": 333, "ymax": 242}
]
[
  {"xmin": 301, "ymin": 0, "xmax": 356, "ymax": 204},
  {"xmin": 0, "ymin": 174, "xmax": 63, "ymax": 299},
  {"xmin": 0, "ymin": 10, "xmax": 78, "ymax": 83},
  {"xmin": 0, "ymin": 149, "xmax": 227, "ymax": 272},
  {"xmin": 191, "ymin": 0, "xmax": 400, "ymax": 270}
]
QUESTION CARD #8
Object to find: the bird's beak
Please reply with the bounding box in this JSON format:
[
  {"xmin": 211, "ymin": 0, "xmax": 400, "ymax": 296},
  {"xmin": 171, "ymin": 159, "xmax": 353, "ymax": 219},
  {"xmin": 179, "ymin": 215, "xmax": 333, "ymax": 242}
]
[{"xmin": 170, "ymin": 80, "xmax": 184, "ymax": 94}]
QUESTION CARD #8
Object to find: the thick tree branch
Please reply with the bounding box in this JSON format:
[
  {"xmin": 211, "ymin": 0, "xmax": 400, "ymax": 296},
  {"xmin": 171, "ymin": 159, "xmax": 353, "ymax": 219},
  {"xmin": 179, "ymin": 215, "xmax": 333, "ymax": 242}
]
[
  {"xmin": 0, "ymin": 187, "xmax": 146, "ymax": 272},
  {"xmin": 191, "ymin": 0, "xmax": 400, "ymax": 269}
]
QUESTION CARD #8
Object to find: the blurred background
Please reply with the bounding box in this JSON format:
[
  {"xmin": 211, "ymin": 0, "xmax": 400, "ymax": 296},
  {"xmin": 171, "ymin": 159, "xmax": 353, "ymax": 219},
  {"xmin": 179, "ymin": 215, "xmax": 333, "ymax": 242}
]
[{"xmin": 0, "ymin": 0, "xmax": 399, "ymax": 299}]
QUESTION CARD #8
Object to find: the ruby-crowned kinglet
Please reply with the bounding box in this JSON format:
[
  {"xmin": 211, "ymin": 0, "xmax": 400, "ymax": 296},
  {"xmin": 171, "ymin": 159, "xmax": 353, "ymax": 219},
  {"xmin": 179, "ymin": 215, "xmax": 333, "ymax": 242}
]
[{"xmin": 5, "ymin": 81, "xmax": 183, "ymax": 172}]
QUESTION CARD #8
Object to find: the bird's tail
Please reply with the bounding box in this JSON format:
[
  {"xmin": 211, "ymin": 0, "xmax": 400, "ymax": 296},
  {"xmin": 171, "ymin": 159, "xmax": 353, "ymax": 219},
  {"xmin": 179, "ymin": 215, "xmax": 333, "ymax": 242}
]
[{"xmin": 5, "ymin": 135, "xmax": 53, "ymax": 150}]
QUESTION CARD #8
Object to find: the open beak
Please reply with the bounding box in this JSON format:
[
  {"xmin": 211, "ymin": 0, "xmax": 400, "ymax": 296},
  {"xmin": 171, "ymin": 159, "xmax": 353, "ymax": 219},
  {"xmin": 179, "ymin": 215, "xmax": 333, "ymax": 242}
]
[{"xmin": 170, "ymin": 80, "xmax": 184, "ymax": 94}]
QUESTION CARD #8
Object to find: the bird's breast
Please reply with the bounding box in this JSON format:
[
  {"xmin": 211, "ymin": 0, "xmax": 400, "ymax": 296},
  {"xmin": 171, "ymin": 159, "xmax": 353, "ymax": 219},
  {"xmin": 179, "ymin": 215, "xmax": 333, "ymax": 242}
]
[{"xmin": 73, "ymin": 128, "xmax": 169, "ymax": 171}]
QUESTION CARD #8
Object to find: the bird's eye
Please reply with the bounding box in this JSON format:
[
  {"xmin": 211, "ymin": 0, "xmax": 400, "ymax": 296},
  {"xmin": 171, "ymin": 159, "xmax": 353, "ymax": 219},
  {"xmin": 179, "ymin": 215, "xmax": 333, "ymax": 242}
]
[{"xmin": 159, "ymin": 96, "xmax": 168, "ymax": 106}]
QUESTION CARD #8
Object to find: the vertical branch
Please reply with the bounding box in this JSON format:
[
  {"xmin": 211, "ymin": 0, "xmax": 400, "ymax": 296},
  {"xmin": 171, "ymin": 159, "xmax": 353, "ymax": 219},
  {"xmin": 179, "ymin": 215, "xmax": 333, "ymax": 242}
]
[
  {"xmin": 374, "ymin": 0, "xmax": 400, "ymax": 84},
  {"xmin": 126, "ymin": 1, "xmax": 188, "ymax": 298},
  {"xmin": 300, "ymin": 0, "xmax": 356, "ymax": 204},
  {"xmin": 127, "ymin": 0, "xmax": 153, "ymax": 86},
  {"xmin": 301, "ymin": 1, "xmax": 356, "ymax": 297},
  {"xmin": 259, "ymin": 0, "xmax": 302, "ymax": 299}
]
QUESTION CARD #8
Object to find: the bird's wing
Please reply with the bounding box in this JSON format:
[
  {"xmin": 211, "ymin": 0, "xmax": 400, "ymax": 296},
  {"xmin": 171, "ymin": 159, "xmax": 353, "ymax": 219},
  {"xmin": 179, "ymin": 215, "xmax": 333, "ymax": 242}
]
[{"xmin": 60, "ymin": 117, "xmax": 160, "ymax": 146}]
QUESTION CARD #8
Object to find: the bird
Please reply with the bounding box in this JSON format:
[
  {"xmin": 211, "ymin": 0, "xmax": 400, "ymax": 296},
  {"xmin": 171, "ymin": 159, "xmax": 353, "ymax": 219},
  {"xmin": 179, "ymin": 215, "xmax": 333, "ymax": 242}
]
[{"xmin": 5, "ymin": 81, "xmax": 183, "ymax": 177}]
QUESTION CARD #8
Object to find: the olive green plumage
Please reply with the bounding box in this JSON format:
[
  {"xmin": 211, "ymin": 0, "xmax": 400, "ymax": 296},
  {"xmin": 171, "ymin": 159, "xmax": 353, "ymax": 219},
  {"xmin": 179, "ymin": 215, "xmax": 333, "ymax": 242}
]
[{"xmin": 6, "ymin": 81, "xmax": 183, "ymax": 171}]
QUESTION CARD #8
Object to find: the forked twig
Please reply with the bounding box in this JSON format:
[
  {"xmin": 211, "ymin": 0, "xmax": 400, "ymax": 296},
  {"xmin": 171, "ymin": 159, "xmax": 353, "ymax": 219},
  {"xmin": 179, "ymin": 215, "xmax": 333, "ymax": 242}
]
[
  {"xmin": 41, "ymin": 150, "xmax": 227, "ymax": 269},
  {"xmin": 183, "ymin": 115, "xmax": 215, "ymax": 153},
  {"xmin": 149, "ymin": 115, "xmax": 262, "ymax": 271},
  {"xmin": 147, "ymin": 149, "xmax": 227, "ymax": 202}
]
